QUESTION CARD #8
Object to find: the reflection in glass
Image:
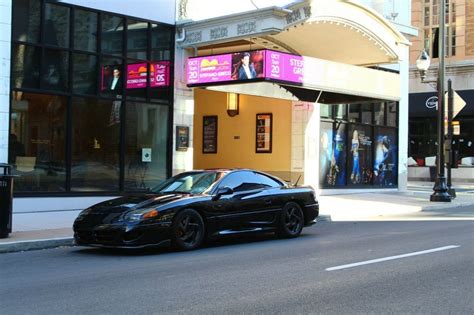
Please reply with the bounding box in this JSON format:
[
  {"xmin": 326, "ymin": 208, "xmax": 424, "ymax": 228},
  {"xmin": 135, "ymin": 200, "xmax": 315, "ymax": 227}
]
[
  {"xmin": 44, "ymin": 4, "xmax": 70, "ymax": 48},
  {"xmin": 349, "ymin": 104, "xmax": 361, "ymax": 123},
  {"xmin": 13, "ymin": 0, "xmax": 40, "ymax": 43},
  {"xmin": 100, "ymin": 57, "xmax": 123, "ymax": 97},
  {"xmin": 126, "ymin": 60, "xmax": 147, "ymax": 100},
  {"xmin": 12, "ymin": 44, "xmax": 41, "ymax": 89},
  {"xmin": 101, "ymin": 15, "xmax": 124, "ymax": 56},
  {"xmin": 334, "ymin": 104, "xmax": 347, "ymax": 120},
  {"xmin": 127, "ymin": 20, "xmax": 148, "ymax": 59},
  {"xmin": 151, "ymin": 24, "xmax": 172, "ymax": 61},
  {"xmin": 361, "ymin": 103, "xmax": 372, "ymax": 124},
  {"xmin": 74, "ymin": 9, "xmax": 98, "ymax": 52},
  {"xmin": 374, "ymin": 102, "xmax": 385, "ymax": 125},
  {"xmin": 125, "ymin": 103, "xmax": 168, "ymax": 191},
  {"xmin": 10, "ymin": 93, "xmax": 67, "ymax": 192},
  {"xmin": 42, "ymin": 49, "xmax": 69, "ymax": 92},
  {"xmin": 73, "ymin": 53, "xmax": 97, "ymax": 95},
  {"xmin": 71, "ymin": 98, "xmax": 120, "ymax": 191},
  {"xmin": 387, "ymin": 101, "xmax": 397, "ymax": 127},
  {"xmin": 320, "ymin": 105, "xmax": 332, "ymax": 119}
]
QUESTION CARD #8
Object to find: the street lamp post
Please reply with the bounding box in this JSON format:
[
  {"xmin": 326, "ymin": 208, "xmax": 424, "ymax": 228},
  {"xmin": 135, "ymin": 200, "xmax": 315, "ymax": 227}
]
[{"xmin": 415, "ymin": 0, "xmax": 451, "ymax": 202}]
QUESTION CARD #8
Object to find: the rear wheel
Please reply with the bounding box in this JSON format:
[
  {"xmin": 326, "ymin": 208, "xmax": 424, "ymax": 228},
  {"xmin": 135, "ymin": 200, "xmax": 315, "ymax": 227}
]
[
  {"xmin": 171, "ymin": 209, "xmax": 205, "ymax": 251},
  {"xmin": 277, "ymin": 202, "xmax": 304, "ymax": 238}
]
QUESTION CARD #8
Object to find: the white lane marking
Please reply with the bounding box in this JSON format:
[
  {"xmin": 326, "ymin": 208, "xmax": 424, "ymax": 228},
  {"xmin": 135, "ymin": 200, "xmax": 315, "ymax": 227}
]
[{"xmin": 325, "ymin": 245, "xmax": 461, "ymax": 271}]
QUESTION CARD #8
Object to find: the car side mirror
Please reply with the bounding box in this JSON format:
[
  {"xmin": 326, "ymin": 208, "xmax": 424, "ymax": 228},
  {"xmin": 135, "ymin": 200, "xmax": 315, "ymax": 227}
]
[{"xmin": 212, "ymin": 186, "xmax": 234, "ymax": 201}]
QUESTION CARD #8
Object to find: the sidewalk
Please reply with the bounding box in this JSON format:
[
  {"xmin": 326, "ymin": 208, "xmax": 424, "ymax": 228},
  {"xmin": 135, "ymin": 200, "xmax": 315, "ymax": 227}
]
[{"xmin": 1, "ymin": 183, "xmax": 473, "ymax": 253}]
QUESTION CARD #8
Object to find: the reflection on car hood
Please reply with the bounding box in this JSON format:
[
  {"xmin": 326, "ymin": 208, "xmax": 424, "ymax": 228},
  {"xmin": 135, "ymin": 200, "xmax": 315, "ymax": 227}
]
[{"xmin": 89, "ymin": 193, "xmax": 191, "ymax": 214}]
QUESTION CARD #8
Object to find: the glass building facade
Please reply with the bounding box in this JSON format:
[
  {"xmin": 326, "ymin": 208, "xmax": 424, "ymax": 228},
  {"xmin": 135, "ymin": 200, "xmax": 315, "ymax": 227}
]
[{"xmin": 9, "ymin": 0, "xmax": 175, "ymax": 194}]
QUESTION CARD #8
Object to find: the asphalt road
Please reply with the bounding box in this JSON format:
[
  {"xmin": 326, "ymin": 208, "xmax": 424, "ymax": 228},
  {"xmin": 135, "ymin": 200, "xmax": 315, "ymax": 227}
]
[{"xmin": 1, "ymin": 211, "xmax": 473, "ymax": 314}]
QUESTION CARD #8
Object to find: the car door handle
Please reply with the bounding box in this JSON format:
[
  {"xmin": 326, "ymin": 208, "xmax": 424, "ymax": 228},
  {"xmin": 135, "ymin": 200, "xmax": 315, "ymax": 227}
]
[{"xmin": 264, "ymin": 198, "xmax": 272, "ymax": 205}]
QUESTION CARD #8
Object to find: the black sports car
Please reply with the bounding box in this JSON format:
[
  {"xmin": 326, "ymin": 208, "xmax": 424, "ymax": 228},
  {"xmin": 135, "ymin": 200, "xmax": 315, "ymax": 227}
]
[{"xmin": 73, "ymin": 169, "xmax": 319, "ymax": 250}]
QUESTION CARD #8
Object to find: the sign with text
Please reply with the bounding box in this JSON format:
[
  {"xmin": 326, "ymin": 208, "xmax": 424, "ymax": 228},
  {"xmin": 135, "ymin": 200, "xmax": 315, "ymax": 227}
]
[{"xmin": 186, "ymin": 50, "xmax": 304, "ymax": 86}]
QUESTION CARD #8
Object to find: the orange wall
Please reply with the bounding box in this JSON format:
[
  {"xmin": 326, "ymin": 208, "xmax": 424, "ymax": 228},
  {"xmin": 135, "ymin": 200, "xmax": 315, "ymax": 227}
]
[{"xmin": 193, "ymin": 89, "xmax": 292, "ymax": 174}]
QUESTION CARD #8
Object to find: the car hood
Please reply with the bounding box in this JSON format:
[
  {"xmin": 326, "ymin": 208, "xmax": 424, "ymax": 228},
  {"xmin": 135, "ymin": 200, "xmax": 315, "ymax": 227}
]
[{"xmin": 89, "ymin": 193, "xmax": 193, "ymax": 214}]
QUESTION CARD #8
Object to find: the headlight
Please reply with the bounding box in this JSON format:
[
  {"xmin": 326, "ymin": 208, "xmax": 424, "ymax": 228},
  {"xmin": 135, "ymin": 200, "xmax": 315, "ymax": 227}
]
[{"xmin": 124, "ymin": 209, "xmax": 159, "ymax": 222}]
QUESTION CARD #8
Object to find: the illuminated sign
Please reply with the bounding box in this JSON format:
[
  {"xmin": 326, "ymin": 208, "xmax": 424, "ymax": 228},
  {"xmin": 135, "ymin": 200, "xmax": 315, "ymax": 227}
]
[{"xmin": 186, "ymin": 50, "xmax": 304, "ymax": 86}]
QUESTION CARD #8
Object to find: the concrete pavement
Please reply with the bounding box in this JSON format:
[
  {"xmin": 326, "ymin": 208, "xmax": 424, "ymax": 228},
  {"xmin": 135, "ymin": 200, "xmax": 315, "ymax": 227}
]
[{"xmin": 1, "ymin": 182, "xmax": 473, "ymax": 253}]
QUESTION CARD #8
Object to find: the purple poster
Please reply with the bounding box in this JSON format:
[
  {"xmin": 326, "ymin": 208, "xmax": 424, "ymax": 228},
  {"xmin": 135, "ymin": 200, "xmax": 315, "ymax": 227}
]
[
  {"xmin": 127, "ymin": 63, "xmax": 148, "ymax": 89},
  {"xmin": 187, "ymin": 55, "xmax": 233, "ymax": 84},
  {"xmin": 264, "ymin": 50, "xmax": 304, "ymax": 83},
  {"xmin": 187, "ymin": 49, "xmax": 304, "ymax": 86},
  {"xmin": 150, "ymin": 61, "xmax": 170, "ymax": 87}
]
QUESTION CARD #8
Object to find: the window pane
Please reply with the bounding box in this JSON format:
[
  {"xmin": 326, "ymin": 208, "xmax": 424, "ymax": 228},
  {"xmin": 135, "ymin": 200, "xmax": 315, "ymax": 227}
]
[
  {"xmin": 127, "ymin": 19, "xmax": 148, "ymax": 59},
  {"xmin": 74, "ymin": 9, "xmax": 97, "ymax": 52},
  {"xmin": 124, "ymin": 102, "xmax": 169, "ymax": 191},
  {"xmin": 71, "ymin": 98, "xmax": 120, "ymax": 191},
  {"xmin": 12, "ymin": 44, "xmax": 41, "ymax": 89},
  {"xmin": 13, "ymin": 0, "xmax": 40, "ymax": 43},
  {"xmin": 349, "ymin": 104, "xmax": 360, "ymax": 123},
  {"xmin": 320, "ymin": 104, "xmax": 332, "ymax": 119},
  {"xmin": 10, "ymin": 93, "xmax": 67, "ymax": 192},
  {"xmin": 387, "ymin": 101, "xmax": 397, "ymax": 126},
  {"xmin": 319, "ymin": 122, "xmax": 347, "ymax": 187},
  {"xmin": 361, "ymin": 104, "xmax": 372, "ymax": 124},
  {"xmin": 44, "ymin": 4, "xmax": 70, "ymax": 48},
  {"xmin": 151, "ymin": 24, "xmax": 172, "ymax": 61},
  {"xmin": 374, "ymin": 102, "xmax": 385, "ymax": 125},
  {"xmin": 100, "ymin": 57, "xmax": 123, "ymax": 97},
  {"xmin": 101, "ymin": 15, "xmax": 124, "ymax": 56},
  {"xmin": 334, "ymin": 104, "xmax": 347, "ymax": 120},
  {"xmin": 42, "ymin": 49, "xmax": 69, "ymax": 92},
  {"xmin": 348, "ymin": 125, "xmax": 372, "ymax": 186},
  {"xmin": 126, "ymin": 60, "xmax": 147, "ymax": 100},
  {"xmin": 73, "ymin": 53, "xmax": 97, "ymax": 95},
  {"xmin": 374, "ymin": 127, "xmax": 398, "ymax": 187}
]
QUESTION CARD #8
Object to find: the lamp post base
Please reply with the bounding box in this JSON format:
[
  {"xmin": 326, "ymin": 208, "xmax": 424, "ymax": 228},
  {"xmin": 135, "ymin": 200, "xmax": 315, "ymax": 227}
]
[{"xmin": 430, "ymin": 175, "xmax": 452, "ymax": 202}]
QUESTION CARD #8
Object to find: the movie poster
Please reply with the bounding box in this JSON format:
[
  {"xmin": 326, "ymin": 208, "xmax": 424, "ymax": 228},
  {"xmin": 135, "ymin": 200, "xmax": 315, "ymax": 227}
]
[
  {"xmin": 373, "ymin": 127, "xmax": 398, "ymax": 186},
  {"xmin": 319, "ymin": 122, "xmax": 346, "ymax": 187},
  {"xmin": 348, "ymin": 125, "xmax": 372, "ymax": 186}
]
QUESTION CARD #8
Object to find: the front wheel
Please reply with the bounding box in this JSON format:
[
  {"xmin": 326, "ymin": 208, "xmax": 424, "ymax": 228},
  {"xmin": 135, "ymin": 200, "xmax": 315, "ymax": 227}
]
[
  {"xmin": 277, "ymin": 202, "xmax": 304, "ymax": 238},
  {"xmin": 171, "ymin": 209, "xmax": 205, "ymax": 251}
]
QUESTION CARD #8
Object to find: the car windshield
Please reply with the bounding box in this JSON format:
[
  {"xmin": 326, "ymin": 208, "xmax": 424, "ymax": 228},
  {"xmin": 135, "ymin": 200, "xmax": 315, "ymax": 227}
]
[{"xmin": 152, "ymin": 171, "xmax": 224, "ymax": 194}]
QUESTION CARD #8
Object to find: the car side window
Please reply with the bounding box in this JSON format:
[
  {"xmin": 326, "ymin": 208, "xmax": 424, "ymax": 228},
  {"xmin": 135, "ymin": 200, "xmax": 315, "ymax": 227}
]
[
  {"xmin": 252, "ymin": 172, "xmax": 283, "ymax": 188},
  {"xmin": 218, "ymin": 171, "xmax": 282, "ymax": 192}
]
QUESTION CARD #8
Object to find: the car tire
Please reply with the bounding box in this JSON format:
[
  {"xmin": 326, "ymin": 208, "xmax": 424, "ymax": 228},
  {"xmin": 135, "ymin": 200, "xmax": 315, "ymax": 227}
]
[
  {"xmin": 171, "ymin": 209, "xmax": 205, "ymax": 251},
  {"xmin": 277, "ymin": 202, "xmax": 304, "ymax": 238}
]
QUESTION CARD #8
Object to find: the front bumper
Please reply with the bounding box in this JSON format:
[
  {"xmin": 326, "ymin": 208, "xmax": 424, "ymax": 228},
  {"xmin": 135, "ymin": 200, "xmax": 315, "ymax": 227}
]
[
  {"xmin": 304, "ymin": 203, "xmax": 319, "ymax": 226},
  {"xmin": 74, "ymin": 222, "xmax": 171, "ymax": 248}
]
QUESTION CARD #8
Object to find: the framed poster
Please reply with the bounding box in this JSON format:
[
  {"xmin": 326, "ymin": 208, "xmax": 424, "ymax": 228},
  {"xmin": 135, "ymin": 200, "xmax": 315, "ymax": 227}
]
[
  {"xmin": 202, "ymin": 116, "xmax": 218, "ymax": 153},
  {"xmin": 176, "ymin": 126, "xmax": 189, "ymax": 151},
  {"xmin": 256, "ymin": 113, "xmax": 272, "ymax": 153}
]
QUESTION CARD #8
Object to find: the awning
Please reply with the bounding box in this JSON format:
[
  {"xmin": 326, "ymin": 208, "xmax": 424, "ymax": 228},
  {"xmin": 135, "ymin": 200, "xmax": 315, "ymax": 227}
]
[
  {"xmin": 179, "ymin": 0, "xmax": 409, "ymax": 66},
  {"xmin": 409, "ymin": 90, "xmax": 474, "ymax": 118}
]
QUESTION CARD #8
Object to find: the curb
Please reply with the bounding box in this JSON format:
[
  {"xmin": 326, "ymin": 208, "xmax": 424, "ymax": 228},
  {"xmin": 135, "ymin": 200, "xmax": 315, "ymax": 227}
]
[{"xmin": 0, "ymin": 237, "xmax": 74, "ymax": 254}]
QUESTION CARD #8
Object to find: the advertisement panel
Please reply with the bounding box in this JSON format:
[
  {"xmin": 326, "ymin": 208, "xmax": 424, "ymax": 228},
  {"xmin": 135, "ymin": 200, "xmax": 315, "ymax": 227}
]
[
  {"xmin": 186, "ymin": 49, "xmax": 304, "ymax": 86},
  {"xmin": 101, "ymin": 61, "xmax": 170, "ymax": 92}
]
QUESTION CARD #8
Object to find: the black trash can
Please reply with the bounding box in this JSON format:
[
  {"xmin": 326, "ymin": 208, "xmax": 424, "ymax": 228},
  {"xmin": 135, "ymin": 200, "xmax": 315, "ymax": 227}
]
[{"xmin": 0, "ymin": 164, "xmax": 14, "ymax": 238}]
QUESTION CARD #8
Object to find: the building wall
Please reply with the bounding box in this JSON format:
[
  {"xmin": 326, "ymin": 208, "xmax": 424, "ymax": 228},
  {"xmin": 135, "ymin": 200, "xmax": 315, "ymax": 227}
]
[
  {"xmin": 410, "ymin": 0, "xmax": 471, "ymax": 64},
  {"xmin": 0, "ymin": 0, "xmax": 11, "ymax": 163},
  {"xmin": 467, "ymin": 0, "xmax": 474, "ymax": 56},
  {"xmin": 193, "ymin": 89, "xmax": 292, "ymax": 180}
]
